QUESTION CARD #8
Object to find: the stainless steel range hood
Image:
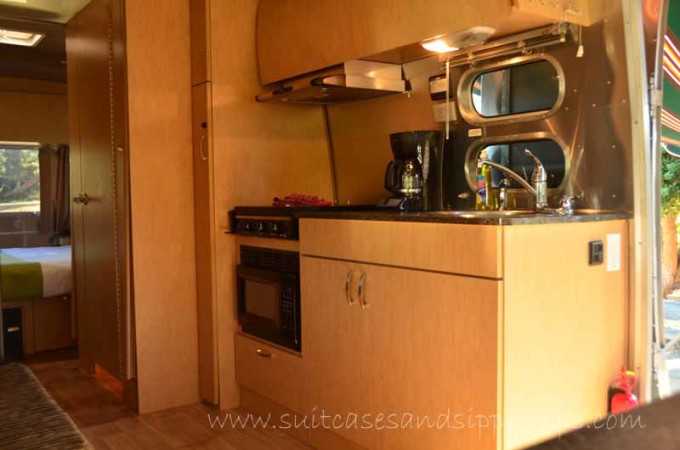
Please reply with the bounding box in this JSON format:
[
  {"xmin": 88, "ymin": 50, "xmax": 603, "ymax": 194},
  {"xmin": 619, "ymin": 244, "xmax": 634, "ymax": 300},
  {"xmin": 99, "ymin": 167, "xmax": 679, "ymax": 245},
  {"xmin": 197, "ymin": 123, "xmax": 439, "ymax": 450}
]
[{"xmin": 256, "ymin": 60, "xmax": 409, "ymax": 105}]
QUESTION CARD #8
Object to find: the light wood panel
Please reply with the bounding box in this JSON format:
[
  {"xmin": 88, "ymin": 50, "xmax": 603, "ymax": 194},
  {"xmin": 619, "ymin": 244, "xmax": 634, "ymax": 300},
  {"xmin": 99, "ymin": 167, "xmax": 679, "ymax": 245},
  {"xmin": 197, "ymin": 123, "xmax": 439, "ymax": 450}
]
[
  {"xmin": 235, "ymin": 333, "xmax": 305, "ymax": 415},
  {"xmin": 363, "ymin": 262, "xmax": 499, "ymax": 450},
  {"xmin": 189, "ymin": 0, "xmax": 211, "ymax": 85},
  {"xmin": 301, "ymin": 256, "xmax": 500, "ymax": 450},
  {"xmin": 207, "ymin": 0, "xmax": 334, "ymax": 410},
  {"xmin": 214, "ymin": 232, "xmax": 239, "ymax": 409},
  {"xmin": 125, "ymin": 0, "xmax": 200, "ymax": 413},
  {"xmin": 300, "ymin": 256, "xmax": 368, "ymax": 446},
  {"xmin": 300, "ymin": 219, "xmax": 503, "ymax": 278},
  {"xmin": 256, "ymin": 0, "xmax": 557, "ymax": 84},
  {"xmin": 502, "ymin": 220, "xmax": 628, "ymax": 449},
  {"xmin": 192, "ymin": 82, "xmax": 218, "ymax": 404}
]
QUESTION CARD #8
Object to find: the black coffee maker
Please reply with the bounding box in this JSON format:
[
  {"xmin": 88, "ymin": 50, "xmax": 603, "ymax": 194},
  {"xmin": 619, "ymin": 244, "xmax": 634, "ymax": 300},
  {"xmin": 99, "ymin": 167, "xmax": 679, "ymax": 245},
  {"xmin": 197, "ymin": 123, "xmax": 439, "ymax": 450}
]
[{"xmin": 382, "ymin": 130, "xmax": 443, "ymax": 211}]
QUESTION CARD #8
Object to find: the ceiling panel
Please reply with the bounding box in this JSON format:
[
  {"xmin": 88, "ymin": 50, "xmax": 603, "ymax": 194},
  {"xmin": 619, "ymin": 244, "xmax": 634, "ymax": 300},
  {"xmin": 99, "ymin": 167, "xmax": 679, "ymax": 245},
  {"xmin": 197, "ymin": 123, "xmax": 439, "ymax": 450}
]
[{"xmin": 0, "ymin": 0, "xmax": 91, "ymax": 24}]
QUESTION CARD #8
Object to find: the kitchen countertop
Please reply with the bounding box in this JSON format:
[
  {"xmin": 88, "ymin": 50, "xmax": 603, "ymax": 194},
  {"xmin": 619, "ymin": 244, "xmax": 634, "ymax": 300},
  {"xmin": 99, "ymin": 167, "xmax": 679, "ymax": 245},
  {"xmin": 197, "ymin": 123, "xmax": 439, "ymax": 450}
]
[{"xmin": 297, "ymin": 209, "xmax": 631, "ymax": 225}]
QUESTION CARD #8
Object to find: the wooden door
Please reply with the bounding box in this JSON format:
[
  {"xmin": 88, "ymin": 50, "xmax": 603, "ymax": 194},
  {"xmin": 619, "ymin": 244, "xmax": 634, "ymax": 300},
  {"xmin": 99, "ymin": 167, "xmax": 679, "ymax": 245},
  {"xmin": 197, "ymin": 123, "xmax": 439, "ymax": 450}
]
[
  {"xmin": 192, "ymin": 82, "xmax": 217, "ymax": 403},
  {"xmin": 67, "ymin": 0, "xmax": 127, "ymax": 380},
  {"xmin": 301, "ymin": 256, "xmax": 372, "ymax": 447},
  {"xmin": 358, "ymin": 264, "xmax": 500, "ymax": 450}
]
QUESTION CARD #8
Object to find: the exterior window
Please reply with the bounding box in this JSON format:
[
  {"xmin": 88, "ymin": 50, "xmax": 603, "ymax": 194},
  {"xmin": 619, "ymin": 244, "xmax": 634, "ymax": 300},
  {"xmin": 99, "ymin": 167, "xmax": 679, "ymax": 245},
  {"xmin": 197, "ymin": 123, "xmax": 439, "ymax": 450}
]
[
  {"xmin": 0, "ymin": 143, "xmax": 41, "ymax": 215},
  {"xmin": 0, "ymin": 142, "xmax": 41, "ymax": 234}
]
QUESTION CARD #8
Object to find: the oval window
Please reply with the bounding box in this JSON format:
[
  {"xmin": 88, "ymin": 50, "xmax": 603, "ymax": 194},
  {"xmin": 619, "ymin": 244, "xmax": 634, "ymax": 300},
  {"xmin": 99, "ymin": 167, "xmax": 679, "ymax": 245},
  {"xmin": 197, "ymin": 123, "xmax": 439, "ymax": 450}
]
[
  {"xmin": 470, "ymin": 60, "xmax": 560, "ymax": 118},
  {"xmin": 470, "ymin": 139, "xmax": 565, "ymax": 190}
]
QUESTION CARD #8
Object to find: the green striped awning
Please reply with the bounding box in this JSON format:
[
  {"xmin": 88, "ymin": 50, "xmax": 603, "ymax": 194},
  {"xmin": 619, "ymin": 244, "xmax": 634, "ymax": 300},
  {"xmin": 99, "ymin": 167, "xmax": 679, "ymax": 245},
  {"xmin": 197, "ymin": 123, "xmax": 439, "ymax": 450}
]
[{"xmin": 662, "ymin": 0, "xmax": 680, "ymax": 156}]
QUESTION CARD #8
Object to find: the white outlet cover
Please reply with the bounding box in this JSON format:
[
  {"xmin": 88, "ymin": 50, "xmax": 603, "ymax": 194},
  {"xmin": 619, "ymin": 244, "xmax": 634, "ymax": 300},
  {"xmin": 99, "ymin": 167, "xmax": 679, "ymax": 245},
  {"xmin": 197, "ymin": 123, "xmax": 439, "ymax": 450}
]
[
  {"xmin": 432, "ymin": 102, "xmax": 457, "ymax": 123},
  {"xmin": 606, "ymin": 233, "xmax": 621, "ymax": 272}
]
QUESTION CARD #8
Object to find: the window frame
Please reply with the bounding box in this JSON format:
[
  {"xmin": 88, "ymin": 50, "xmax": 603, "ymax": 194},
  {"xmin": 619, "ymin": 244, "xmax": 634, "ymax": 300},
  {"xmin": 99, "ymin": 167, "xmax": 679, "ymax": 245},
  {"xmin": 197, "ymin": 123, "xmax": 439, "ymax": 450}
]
[{"xmin": 457, "ymin": 54, "xmax": 566, "ymax": 126}]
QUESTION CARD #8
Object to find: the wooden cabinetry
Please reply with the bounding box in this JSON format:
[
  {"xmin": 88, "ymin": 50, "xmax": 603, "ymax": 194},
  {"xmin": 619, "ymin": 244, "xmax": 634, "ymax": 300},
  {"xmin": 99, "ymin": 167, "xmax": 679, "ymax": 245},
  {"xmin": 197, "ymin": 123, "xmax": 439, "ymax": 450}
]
[
  {"xmin": 302, "ymin": 256, "xmax": 499, "ymax": 450},
  {"xmin": 192, "ymin": 83, "xmax": 218, "ymax": 403},
  {"xmin": 235, "ymin": 334, "xmax": 305, "ymax": 414},
  {"xmin": 67, "ymin": 0, "xmax": 130, "ymax": 381},
  {"xmin": 235, "ymin": 217, "xmax": 627, "ymax": 449},
  {"xmin": 256, "ymin": 0, "xmax": 603, "ymax": 84},
  {"xmin": 190, "ymin": 0, "xmax": 211, "ymax": 85}
]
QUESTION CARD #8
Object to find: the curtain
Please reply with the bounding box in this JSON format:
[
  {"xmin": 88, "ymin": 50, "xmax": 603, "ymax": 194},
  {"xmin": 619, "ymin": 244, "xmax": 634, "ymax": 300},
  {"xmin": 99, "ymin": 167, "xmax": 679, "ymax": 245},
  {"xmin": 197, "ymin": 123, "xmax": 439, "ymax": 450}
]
[{"xmin": 39, "ymin": 145, "xmax": 70, "ymax": 237}]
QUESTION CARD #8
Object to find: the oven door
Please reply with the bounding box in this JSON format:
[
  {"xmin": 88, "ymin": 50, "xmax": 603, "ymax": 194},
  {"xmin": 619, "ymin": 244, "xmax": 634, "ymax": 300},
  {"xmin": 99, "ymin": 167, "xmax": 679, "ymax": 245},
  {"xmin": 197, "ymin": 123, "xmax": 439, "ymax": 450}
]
[{"xmin": 237, "ymin": 264, "xmax": 285, "ymax": 343}]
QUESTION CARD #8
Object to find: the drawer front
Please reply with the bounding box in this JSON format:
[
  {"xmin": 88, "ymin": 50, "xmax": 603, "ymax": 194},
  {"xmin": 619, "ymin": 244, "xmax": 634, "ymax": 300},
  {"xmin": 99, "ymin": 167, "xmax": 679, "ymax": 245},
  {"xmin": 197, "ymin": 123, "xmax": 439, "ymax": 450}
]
[
  {"xmin": 300, "ymin": 219, "xmax": 503, "ymax": 279},
  {"xmin": 234, "ymin": 334, "xmax": 304, "ymax": 413}
]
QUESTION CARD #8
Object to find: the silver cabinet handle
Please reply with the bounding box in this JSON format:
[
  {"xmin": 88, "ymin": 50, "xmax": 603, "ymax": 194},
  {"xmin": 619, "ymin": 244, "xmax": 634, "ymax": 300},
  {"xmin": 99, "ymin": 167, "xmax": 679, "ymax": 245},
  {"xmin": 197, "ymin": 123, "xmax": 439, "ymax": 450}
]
[
  {"xmin": 73, "ymin": 193, "xmax": 89, "ymax": 205},
  {"xmin": 358, "ymin": 272, "xmax": 368, "ymax": 309},
  {"xmin": 199, "ymin": 135, "xmax": 208, "ymax": 161},
  {"xmin": 345, "ymin": 271, "xmax": 355, "ymax": 305},
  {"xmin": 255, "ymin": 348, "xmax": 272, "ymax": 358}
]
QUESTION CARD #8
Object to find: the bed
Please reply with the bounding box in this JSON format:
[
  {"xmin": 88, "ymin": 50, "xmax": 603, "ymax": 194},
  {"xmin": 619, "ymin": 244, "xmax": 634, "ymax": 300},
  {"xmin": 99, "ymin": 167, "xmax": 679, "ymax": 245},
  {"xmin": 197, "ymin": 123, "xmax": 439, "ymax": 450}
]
[
  {"xmin": 0, "ymin": 246, "xmax": 75, "ymax": 355},
  {"xmin": 0, "ymin": 246, "xmax": 72, "ymax": 301}
]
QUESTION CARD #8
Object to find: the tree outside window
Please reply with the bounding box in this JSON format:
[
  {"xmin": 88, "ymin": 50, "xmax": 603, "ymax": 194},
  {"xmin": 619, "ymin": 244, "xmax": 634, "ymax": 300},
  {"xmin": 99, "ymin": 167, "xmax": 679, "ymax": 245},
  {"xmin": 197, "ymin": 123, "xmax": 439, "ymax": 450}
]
[{"xmin": 0, "ymin": 144, "xmax": 41, "ymax": 214}]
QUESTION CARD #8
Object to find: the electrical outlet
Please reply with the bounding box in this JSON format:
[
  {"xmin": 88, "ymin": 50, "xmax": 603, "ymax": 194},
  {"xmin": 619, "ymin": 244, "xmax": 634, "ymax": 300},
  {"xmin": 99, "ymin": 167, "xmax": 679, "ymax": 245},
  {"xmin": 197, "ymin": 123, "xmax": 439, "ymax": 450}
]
[{"xmin": 432, "ymin": 101, "xmax": 457, "ymax": 123}]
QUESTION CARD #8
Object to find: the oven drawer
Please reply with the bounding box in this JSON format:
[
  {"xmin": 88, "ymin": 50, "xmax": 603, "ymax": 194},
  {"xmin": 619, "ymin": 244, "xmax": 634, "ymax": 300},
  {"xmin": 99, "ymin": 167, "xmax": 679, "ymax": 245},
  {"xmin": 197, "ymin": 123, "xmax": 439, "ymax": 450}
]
[{"xmin": 235, "ymin": 333, "xmax": 305, "ymax": 414}]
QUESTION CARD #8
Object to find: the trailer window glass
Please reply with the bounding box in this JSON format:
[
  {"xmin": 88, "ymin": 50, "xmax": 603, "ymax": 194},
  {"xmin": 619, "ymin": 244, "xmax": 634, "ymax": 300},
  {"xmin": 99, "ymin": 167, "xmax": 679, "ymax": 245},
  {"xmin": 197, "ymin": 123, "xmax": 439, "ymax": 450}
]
[{"xmin": 471, "ymin": 60, "xmax": 560, "ymax": 118}]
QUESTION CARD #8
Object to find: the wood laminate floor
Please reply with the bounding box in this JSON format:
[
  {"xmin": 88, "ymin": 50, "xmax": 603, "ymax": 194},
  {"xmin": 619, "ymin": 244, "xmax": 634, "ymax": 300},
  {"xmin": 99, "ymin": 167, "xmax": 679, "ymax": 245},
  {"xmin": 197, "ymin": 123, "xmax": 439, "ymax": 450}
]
[{"xmin": 27, "ymin": 359, "xmax": 312, "ymax": 450}]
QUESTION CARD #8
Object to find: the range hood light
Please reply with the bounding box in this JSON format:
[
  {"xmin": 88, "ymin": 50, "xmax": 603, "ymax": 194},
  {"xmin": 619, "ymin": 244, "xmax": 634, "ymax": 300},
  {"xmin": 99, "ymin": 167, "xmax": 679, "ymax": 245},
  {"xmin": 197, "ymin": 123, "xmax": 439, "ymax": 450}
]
[
  {"xmin": 421, "ymin": 26, "xmax": 496, "ymax": 54},
  {"xmin": 0, "ymin": 28, "xmax": 45, "ymax": 47}
]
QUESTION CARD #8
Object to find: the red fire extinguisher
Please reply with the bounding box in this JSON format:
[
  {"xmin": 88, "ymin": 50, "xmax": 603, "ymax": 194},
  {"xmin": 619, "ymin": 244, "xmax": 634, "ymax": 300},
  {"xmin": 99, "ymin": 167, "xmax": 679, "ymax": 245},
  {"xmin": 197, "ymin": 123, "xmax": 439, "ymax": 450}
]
[{"xmin": 610, "ymin": 367, "xmax": 639, "ymax": 414}]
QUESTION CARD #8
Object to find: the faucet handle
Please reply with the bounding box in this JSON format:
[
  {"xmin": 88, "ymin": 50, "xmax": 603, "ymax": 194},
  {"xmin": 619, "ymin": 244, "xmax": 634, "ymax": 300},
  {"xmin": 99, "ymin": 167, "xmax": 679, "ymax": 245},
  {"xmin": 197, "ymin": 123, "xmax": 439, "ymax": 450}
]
[
  {"xmin": 524, "ymin": 149, "xmax": 547, "ymax": 182},
  {"xmin": 558, "ymin": 193, "xmax": 583, "ymax": 214}
]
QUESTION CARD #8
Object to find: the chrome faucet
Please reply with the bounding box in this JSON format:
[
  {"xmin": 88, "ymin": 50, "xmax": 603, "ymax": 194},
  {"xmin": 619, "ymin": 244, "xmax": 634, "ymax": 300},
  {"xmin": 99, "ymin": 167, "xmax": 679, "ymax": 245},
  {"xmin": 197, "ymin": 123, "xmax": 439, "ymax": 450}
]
[{"xmin": 481, "ymin": 149, "xmax": 549, "ymax": 211}]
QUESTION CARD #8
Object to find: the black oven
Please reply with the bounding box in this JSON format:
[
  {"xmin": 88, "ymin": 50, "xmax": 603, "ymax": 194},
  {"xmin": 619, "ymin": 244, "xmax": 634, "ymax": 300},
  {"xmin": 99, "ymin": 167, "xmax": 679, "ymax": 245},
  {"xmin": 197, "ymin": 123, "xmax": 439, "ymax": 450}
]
[{"xmin": 237, "ymin": 246, "xmax": 301, "ymax": 351}]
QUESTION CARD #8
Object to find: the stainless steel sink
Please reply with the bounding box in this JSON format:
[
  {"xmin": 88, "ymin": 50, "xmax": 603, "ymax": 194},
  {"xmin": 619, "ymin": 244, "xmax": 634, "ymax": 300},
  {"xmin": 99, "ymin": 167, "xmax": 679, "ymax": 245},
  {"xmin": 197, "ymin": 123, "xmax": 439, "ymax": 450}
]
[
  {"xmin": 567, "ymin": 208, "xmax": 620, "ymax": 216},
  {"xmin": 425, "ymin": 209, "xmax": 622, "ymax": 219},
  {"xmin": 426, "ymin": 210, "xmax": 537, "ymax": 218}
]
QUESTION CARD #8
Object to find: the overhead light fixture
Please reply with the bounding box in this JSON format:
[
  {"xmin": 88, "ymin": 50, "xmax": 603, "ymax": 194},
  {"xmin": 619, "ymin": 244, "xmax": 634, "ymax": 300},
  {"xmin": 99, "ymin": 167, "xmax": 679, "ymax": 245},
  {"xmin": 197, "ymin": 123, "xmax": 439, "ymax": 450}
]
[
  {"xmin": 421, "ymin": 26, "xmax": 496, "ymax": 54},
  {"xmin": 0, "ymin": 28, "xmax": 45, "ymax": 47},
  {"xmin": 421, "ymin": 39, "xmax": 459, "ymax": 54}
]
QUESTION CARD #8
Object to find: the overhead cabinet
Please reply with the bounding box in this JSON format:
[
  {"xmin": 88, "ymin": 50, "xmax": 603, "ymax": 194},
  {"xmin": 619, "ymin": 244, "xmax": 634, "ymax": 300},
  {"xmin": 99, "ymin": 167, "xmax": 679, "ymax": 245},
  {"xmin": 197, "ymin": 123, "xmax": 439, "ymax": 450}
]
[{"xmin": 256, "ymin": 0, "xmax": 603, "ymax": 84}]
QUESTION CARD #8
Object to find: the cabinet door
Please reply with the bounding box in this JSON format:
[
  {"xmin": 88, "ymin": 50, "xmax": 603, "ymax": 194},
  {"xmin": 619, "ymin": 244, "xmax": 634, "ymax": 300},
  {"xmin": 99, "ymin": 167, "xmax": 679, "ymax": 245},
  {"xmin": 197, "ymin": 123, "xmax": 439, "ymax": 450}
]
[
  {"xmin": 192, "ymin": 82, "xmax": 217, "ymax": 403},
  {"xmin": 301, "ymin": 256, "xmax": 373, "ymax": 448},
  {"xmin": 359, "ymin": 264, "xmax": 500, "ymax": 450}
]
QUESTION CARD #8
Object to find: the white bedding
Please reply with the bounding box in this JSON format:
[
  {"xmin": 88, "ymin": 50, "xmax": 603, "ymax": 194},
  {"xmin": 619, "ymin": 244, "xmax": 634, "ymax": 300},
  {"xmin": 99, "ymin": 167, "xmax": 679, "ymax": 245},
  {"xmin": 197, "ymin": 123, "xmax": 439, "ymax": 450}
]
[{"xmin": 1, "ymin": 246, "xmax": 72, "ymax": 297}]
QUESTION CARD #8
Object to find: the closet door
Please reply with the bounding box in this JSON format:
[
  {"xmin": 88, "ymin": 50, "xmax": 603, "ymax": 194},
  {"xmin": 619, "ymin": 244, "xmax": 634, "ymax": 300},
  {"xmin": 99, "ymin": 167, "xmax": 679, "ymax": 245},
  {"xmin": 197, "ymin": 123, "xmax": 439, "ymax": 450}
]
[{"xmin": 67, "ymin": 0, "xmax": 128, "ymax": 380}]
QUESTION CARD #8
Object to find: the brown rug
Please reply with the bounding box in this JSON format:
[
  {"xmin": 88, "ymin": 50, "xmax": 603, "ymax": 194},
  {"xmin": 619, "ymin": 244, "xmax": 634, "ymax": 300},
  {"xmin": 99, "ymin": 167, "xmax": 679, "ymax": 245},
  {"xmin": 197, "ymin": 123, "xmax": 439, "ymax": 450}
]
[{"xmin": 0, "ymin": 362, "xmax": 92, "ymax": 450}]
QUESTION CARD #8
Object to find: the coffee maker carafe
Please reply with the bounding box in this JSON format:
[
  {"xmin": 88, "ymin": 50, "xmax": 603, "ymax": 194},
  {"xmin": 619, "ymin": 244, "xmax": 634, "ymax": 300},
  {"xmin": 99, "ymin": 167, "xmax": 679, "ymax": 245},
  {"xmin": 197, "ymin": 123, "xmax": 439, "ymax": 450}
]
[{"xmin": 383, "ymin": 130, "xmax": 443, "ymax": 211}]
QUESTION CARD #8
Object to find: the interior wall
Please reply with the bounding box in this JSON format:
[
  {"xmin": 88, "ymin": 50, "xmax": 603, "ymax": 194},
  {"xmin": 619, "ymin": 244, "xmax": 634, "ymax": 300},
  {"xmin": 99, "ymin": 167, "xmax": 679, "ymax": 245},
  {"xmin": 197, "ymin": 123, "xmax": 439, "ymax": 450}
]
[
  {"xmin": 327, "ymin": 57, "xmax": 442, "ymax": 205},
  {"xmin": 125, "ymin": 0, "xmax": 200, "ymax": 413},
  {"xmin": 0, "ymin": 77, "xmax": 68, "ymax": 248},
  {"xmin": 0, "ymin": 78, "xmax": 68, "ymax": 144},
  {"xmin": 209, "ymin": 0, "xmax": 334, "ymax": 408}
]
